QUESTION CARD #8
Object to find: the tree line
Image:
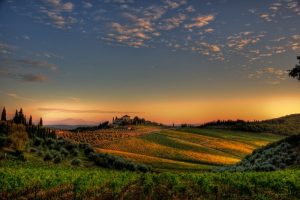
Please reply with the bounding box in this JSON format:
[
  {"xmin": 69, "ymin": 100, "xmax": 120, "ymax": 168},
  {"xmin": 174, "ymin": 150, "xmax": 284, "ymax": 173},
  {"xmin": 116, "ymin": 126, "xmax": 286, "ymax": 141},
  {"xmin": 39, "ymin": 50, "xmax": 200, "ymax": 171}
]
[
  {"xmin": 0, "ymin": 107, "xmax": 56, "ymax": 139},
  {"xmin": 1, "ymin": 107, "xmax": 43, "ymax": 126}
]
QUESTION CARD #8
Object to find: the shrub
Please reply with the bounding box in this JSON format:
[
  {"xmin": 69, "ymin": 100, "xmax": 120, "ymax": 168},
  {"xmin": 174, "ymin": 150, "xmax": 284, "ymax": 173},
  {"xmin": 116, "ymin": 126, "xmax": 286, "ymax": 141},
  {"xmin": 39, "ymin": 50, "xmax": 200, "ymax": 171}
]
[
  {"xmin": 44, "ymin": 152, "xmax": 53, "ymax": 161},
  {"xmin": 33, "ymin": 137, "xmax": 43, "ymax": 146},
  {"xmin": 53, "ymin": 155, "xmax": 62, "ymax": 164},
  {"xmin": 84, "ymin": 146, "xmax": 94, "ymax": 155},
  {"xmin": 9, "ymin": 125, "xmax": 28, "ymax": 151},
  {"xmin": 0, "ymin": 136, "xmax": 9, "ymax": 148},
  {"xmin": 60, "ymin": 147, "xmax": 69, "ymax": 157},
  {"xmin": 71, "ymin": 148, "xmax": 79, "ymax": 156},
  {"xmin": 37, "ymin": 150, "xmax": 43, "ymax": 157},
  {"xmin": 45, "ymin": 138, "xmax": 55, "ymax": 146},
  {"xmin": 71, "ymin": 158, "xmax": 81, "ymax": 166},
  {"xmin": 17, "ymin": 153, "xmax": 26, "ymax": 161},
  {"xmin": 65, "ymin": 143, "xmax": 76, "ymax": 151},
  {"xmin": 29, "ymin": 148, "xmax": 37, "ymax": 153}
]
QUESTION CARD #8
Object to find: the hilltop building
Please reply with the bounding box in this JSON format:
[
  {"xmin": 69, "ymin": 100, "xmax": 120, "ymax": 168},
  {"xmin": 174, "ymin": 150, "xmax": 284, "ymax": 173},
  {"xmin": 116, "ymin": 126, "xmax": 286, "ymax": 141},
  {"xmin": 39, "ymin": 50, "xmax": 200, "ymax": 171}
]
[{"xmin": 112, "ymin": 115, "xmax": 131, "ymax": 126}]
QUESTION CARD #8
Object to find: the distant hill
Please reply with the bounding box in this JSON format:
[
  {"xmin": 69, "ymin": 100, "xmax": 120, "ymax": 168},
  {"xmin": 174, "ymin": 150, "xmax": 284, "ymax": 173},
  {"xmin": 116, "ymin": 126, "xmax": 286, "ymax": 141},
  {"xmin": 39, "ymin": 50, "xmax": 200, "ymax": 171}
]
[
  {"xmin": 200, "ymin": 114, "xmax": 300, "ymax": 136},
  {"xmin": 218, "ymin": 134, "xmax": 300, "ymax": 172},
  {"xmin": 45, "ymin": 125, "xmax": 92, "ymax": 130}
]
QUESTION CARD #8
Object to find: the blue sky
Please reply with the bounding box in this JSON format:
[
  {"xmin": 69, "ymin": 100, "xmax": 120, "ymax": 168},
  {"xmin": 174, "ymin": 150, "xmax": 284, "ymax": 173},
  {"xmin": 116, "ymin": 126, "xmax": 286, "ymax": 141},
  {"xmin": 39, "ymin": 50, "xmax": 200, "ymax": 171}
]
[{"xmin": 0, "ymin": 0, "xmax": 300, "ymax": 124}]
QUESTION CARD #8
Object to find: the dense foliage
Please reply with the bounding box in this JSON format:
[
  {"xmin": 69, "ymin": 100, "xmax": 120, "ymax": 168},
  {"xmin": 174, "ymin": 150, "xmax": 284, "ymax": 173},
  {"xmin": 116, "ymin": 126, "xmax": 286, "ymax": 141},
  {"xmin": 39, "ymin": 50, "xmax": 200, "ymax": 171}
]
[
  {"xmin": 0, "ymin": 164, "xmax": 299, "ymax": 200},
  {"xmin": 218, "ymin": 134, "xmax": 300, "ymax": 172},
  {"xmin": 289, "ymin": 56, "xmax": 300, "ymax": 81},
  {"xmin": 200, "ymin": 114, "xmax": 300, "ymax": 135}
]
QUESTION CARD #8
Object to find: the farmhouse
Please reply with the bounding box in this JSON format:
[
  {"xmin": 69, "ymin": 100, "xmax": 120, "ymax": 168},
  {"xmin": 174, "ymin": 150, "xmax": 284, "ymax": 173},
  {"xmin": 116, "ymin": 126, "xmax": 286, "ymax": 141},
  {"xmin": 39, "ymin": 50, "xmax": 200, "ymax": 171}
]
[{"xmin": 113, "ymin": 115, "xmax": 131, "ymax": 125}]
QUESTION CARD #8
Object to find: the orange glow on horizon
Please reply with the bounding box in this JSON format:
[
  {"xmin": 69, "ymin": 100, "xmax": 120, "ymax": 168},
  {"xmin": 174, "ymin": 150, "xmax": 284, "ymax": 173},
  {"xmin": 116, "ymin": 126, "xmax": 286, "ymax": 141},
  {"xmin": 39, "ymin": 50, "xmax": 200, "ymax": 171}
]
[
  {"xmin": 8, "ymin": 94, "xmax": 295, "ymax": 125},
  {"xmin": 3, "ymin": 94, "xmax": 300, "ymax": 125}
]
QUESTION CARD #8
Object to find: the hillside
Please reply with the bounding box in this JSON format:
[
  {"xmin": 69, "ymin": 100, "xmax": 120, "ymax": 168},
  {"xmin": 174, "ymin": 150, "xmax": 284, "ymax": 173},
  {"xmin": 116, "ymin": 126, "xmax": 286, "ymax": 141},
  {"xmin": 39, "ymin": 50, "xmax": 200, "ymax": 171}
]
[
  {"xmin": 0, "ymin": 119, "xmax": 299, "ymax": 199},
  {"xmin": 218, "ymin": 134, "xmax": 300, "ymax": 172},
  {"xmin": 95, "ymin": 128, "xmax": 282, "ymax": 171},
  {"xmin": 200, "ymin": 114, "xmax": 300, "ymax": 136}
]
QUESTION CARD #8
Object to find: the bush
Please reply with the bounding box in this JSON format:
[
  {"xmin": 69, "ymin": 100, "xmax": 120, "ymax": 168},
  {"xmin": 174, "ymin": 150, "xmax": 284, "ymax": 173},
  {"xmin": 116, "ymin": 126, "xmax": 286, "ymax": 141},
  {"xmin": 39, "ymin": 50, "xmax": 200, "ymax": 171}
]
[
  {"xmin": 17, "ymin": 153, "xmax": 26, "ymax": 162},
  {"xmin": 71, "ymin": 148, "xmax": 79, "ymax": 156},
  {"xmin": 60, "ymin": 147, "xmax": 69, "ymax": 157},
  {"xmin": 84, "ymin": 146, "xmax": 94, "ymax": 155},
  {"xmin": 45, "ymin": 138, "xmax": 55, "ymax": 146},
  {"xmin": 53, "ymin": 155, "xmax": 62, "ymax": 164},
  {"xmin": 0, "ymin": 136, "xmax": 9, "ymax": 148},
  {"xmin": 9, "ymin": 124, "xmax": 28, "ymax": 151},
  {"xmin": 44, "ymin": 152, "xmax": 53, "ymax": 161},
  {"xmin": 33, "ymin": 137, "xmax": 43, "ymax": 146},
  {"xmin": 89, "ymin": 151, "xmax": 150, "ymax": 172},
  {"xmin": 71, "ymin": 158, "xmax": 81, "ymax": 166},
  {"xmin": 29, "ymin": 148, "xmax": 37, "ymax": 153}
]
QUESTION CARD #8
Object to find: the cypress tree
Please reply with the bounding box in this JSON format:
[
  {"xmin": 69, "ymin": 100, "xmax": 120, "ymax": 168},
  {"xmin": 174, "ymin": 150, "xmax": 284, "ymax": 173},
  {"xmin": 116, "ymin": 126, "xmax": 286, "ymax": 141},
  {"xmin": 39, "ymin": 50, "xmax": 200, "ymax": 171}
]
[
  {"xmin": 39, "ymin": 117, "xmax": 43, "ymax": 126},
  {"xmin": 19, "ymin": 108, "xmax": 24, "ymax": 124},
  {"xmin": 1, "ymin": 107, "xmax": 6, "ymax": 121},
  {"xmin": 29, "ymin": 115, "xmax": 32, "ymax": 126},
  {"xmin": 13, "ymin": 110, "xmax": 19, "ymax": 124}
]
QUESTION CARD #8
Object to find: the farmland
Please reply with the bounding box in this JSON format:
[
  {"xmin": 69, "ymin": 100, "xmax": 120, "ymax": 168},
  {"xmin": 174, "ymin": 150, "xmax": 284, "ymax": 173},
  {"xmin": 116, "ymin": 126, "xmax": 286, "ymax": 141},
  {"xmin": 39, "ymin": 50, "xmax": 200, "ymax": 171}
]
[
  {"xmin": 1, "ymin": 162, "xmax": 299, "ymax": 200},
  {"xmin": 90, "ymin": 127, "xmax": 282, "ymax": 171},
  {"xmin": 56, "ymin": 126, "xmax": 160, "ymax": 146}
]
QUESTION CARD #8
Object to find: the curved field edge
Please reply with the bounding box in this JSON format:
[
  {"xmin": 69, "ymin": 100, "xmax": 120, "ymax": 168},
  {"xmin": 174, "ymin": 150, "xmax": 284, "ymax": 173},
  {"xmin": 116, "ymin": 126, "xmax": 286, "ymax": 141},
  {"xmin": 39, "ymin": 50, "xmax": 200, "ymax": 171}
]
[
  {"xmin": 0, "ymin": 166, "xmax": 299, "ymax": 200},
  {"xmin": 97, "ymin": 128, "xmax": 282, "ymax": 171}
]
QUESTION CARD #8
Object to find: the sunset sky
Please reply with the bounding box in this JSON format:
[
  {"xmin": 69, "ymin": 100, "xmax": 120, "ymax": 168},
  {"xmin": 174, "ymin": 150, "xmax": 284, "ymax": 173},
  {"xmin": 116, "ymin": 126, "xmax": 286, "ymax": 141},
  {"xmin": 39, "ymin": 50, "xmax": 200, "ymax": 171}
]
[{"xmin": 0, "ymin": 0, "xmax": 300, "ymax": 125}]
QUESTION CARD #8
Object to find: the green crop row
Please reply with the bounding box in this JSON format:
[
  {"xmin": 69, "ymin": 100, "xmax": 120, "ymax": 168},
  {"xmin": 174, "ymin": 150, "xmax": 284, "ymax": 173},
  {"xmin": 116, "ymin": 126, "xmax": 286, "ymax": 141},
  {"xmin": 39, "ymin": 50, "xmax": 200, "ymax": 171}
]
[{"xmin": 0, "ymin": 165, "xmax": 299, "ymax": 200}]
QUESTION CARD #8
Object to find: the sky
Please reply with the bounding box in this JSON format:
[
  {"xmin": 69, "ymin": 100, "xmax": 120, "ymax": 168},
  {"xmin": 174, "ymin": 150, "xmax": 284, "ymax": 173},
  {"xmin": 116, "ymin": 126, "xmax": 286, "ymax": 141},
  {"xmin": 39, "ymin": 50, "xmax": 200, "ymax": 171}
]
[{"xmin": 0, "ymin": 0, "xmax": 300, "ymax": 125}]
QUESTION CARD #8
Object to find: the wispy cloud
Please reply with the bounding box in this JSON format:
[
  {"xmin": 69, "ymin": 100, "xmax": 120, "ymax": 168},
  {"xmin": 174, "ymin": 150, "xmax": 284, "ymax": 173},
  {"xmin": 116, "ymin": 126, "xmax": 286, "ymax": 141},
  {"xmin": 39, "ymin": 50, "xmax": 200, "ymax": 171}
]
[
  {"xmin": 185, "ymin": 15, "xmax": 215, "ymax": 29},
  {"xmin": 68, "ymin": 97, "xmax": 81, "ymax": 102},
  {"xmin": 38, "ymin": 107, "xmax": 141, "ymax": 114},
  {"xmin": 20, "ymin": 74, "xmax": 48, "ymax": 82},
  {"xmin": 248, "ymin": 67, "xmax": 289, "ymax": 85},
  {"xmin": 5, "ymin": 92, "xmax": 35, "ymax": 102},
  {"xmin": 0, "ymin": 70, "xmax": 48, "ymax": 83},
  {"xmin": 16, "ymin": 58, "xmax": 58, "ymax": 70}
]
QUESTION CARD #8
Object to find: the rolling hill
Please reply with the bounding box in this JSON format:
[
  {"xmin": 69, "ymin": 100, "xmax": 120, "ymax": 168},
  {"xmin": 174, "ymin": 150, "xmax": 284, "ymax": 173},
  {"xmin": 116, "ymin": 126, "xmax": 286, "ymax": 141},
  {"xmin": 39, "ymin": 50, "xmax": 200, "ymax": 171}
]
[
  {"xmin": 218, "ymin": 134, "xmax": 300, "ymax": 172},
  {"xmin": 96, "ymin": 128, "xmax": 282, "ymax": 171},
  {"xmin": 200, "ymin": 114, "xmax": 300, "ymax": 136}
]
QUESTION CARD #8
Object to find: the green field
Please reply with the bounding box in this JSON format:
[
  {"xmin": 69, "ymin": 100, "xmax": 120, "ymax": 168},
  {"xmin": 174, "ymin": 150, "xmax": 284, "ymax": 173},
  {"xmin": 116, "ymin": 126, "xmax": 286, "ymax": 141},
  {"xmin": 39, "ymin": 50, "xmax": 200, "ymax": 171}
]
[
  {"xmin": 1, "ymin": 124, "xmax": 297, "ymax": 199},
  {"xmin": 1, "ymin": 161, "xmax": 299, "ymax": 200},
  {"xmin": 96, "ymin": 128, "xmax": 283, "ymax": 171}
]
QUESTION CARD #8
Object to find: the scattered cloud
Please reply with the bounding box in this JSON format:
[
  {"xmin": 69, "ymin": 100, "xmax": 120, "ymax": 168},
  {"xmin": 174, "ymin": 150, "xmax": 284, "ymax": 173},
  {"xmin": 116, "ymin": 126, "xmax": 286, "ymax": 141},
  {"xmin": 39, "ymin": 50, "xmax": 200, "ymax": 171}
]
[
  {"xmin": 185, "ymin": 15, "xmax": 215, "ymax": 29},
  {"xmin": 46, "ymin": 0, "xmax": 74, "ymax": 12},
  {"xmin": 17, "ymin": 58, "xmax": 58, "ymax": 70},
  {"xmin": 248, "ymin": 67, "xmax": 289, "ymax": 85},
  {"xmin": 159, "ymin": 13, "xmax": 187, "ymax": 30},
  {"xmin": 40, "ymin": 0, "xmax": 76, "ymax": 28},
  {"xmin": 227, "ymin": 32, "xmax": 264, "ymax": 51},
  {"xmin": 164, "ymin": 0, "xmax": 187, "ymax": 9}
]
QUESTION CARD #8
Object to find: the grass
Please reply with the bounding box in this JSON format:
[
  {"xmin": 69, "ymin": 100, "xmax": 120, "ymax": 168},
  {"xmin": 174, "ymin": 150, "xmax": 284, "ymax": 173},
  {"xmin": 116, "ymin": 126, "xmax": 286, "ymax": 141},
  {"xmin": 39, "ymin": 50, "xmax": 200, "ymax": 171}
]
[{"xmin": 96, "ymin": 128, "xmax": 283, "ymax": 171}]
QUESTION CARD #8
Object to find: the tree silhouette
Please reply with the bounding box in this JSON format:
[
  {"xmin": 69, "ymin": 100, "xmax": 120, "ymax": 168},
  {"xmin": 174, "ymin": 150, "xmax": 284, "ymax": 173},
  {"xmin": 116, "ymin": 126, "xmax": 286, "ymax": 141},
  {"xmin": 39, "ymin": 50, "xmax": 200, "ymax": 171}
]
[
  {"xmin": 19, "ymin": 108, "xmax": 25, "ymax": 124},
  {"xmin": 13, "ymin": 110, "xmax": 19, "ymax": 124},
  {"xmin": 1, "ymin": 107, "xmax": 6, "ymax": 121},
  {"xmin": 29, "ymin": 115, "xmax": 32, "ymax": 126},
  {"xmin": 39, "ymin": 117, "xmax": 43, "ymax": 126},
  {"xmin": 289, "ymin": 56, "xmax": 300, "ymax": 81}
]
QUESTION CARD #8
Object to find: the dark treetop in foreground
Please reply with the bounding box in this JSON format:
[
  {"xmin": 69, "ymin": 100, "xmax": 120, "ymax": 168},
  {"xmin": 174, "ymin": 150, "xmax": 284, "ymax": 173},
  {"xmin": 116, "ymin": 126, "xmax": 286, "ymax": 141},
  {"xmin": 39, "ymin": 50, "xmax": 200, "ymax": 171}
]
[{"xmin": 289, "ymin": 56, "xmax": 300, "ymax": 81}]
